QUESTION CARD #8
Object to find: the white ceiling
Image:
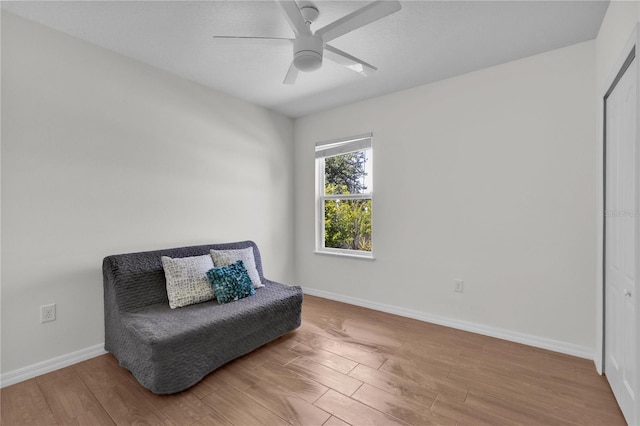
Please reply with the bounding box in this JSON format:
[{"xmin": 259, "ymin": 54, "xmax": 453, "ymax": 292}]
[{"xmin": 2, "ymin": 1, "xmax": 609, "ymax": 118}]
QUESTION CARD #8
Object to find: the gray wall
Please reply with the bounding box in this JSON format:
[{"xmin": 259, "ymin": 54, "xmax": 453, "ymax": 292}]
[
  {"xmin": 294, "ymin": 40, "xmax": 597, "ymax": 353},
  {"xmin": 1, "ymin": 12, "xmax": 295, "ymax": 373}
]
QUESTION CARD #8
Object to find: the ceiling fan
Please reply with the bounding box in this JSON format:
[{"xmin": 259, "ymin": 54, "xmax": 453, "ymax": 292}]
[{"xmin": 213, "ymin": 0, "xmax": 402, "ymax": 84}]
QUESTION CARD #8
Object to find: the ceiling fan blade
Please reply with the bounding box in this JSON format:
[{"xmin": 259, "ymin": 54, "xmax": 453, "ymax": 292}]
[
  {"xmin": 283, "ymin": 61, "xmax": 299, "ymax": 85},
  {"xmin": 324, "ymin": 45, "xmax": 377, "ymax": 76},
  {"xmin": 212, "ymin": 36, "xmax": 293, "ymax": 46},
  {"xmin": 277, "ymin": 1, "xmax": 312, "ymax": 37},
  {"xmin": 316, "ymin": 0, "xmax": 401, "ymax": 43}
]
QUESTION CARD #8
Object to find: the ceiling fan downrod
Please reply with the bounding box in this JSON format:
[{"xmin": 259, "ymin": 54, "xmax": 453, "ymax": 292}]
[{"xmin": 293, "ymin": 2, "xmax": 322, "ymax": 72}]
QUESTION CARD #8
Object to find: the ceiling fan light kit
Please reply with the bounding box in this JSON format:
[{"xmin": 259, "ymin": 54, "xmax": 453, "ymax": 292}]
[
  {"xmin": 293, "ymin": 35, "xmax": 323, "ymax": 71},
  {"xmin": 213, "ymin": 0, "xmax": 402, "ymax": 84}
]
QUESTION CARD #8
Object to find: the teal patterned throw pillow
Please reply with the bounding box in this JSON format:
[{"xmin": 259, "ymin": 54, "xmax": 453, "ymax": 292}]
[{"xmin": 206, "ymin": 260, "xmax": 255, "ymax": 304}]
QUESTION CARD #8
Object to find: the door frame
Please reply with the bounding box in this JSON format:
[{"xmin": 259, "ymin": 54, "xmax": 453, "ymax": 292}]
[{"xmin": 596, "ymin": 23, "xmax": 640, "ymax": 423}]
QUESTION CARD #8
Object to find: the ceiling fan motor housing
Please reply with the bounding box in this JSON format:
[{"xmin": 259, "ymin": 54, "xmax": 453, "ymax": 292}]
[{"xmin": 293, "ymin": 35, "xmax": 323, "ymax": 72}]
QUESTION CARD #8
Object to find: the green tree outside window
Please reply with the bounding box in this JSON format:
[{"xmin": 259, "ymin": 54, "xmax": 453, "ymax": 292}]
[{"xmin": 323, "ymin": 152, "xmax": 372, "ymax": 251}]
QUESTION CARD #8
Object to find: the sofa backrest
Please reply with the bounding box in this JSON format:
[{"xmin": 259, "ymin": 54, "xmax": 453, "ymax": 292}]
[{"xmin": 103, "ymin": 241, "xmax": 264, "ymax": 312}]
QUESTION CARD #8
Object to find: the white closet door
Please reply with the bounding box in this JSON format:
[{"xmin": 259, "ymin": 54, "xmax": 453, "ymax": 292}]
[{"xmin": 605, "ymin": 55, "xmax": 637, "ymax": 426}]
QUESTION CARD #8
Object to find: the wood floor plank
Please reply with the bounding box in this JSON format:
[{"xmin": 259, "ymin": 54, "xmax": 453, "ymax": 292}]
[
  {"xmin": 228, "ymin": 348, "xmax": 273, "ymax": 371},
  {"xmin": 188, "ymin": 370, "xmax": 226, "ymax": 399},
  {"xmin": 351, "ymin": 383, "xmax": 455, "ymax": 426},
  {"xmin": 290, "ymin": 342, "xmax": 359, "ymax": 374},
  {"xmin": 290, "ymin": 329, "xmax": 330, "ymax": 348},
  {"xmin": 314, "ymin": 389, "xmax": 407, "ymax": 426},
  {"xmin": 286, "ymin": 357, "xmax": 363, "ymax": 396},
  {"xmin": 348, "ymin": 364, "xmax": 439, "ymax": 408},
  {"xmin": 323, "ymin": 416, "xmax": 351, "ymax": 426},
  {"xmin": 463, "ymin": 388, "xmax": 579, "ymax": 425},
  {"xmin": 297, "ymin": 320, "xmax": 342, "ymax": 342},
  {"xmin": 381, "ymin": 344, "xmax": 457, "ymax": 375},
  {"xmin": 35, "ymin": 368, "xmax": 77, "ymax": 384},
  {"xmin": 265, "ymin": 327, "xmax": 328, "ymax": 351},
  {"xmin": 243, "ymin": 380, "xmax": 331, "ymax": 426},
  {"xmin": 253, "ymin": 359, "xmax": 329, "ymax": 404},
  {"xmin": 0, "ymin": 379, "xmax": 58, "ymax": 426},
  {"xmin": 430, "ymin": 395, "xmax": 517, "ymax": 426},
  {"xmin": 202, "ymin": 384, "xmax": 288, "ymax": 426},
  {"xmin": 378, "ymin": 358, "xmax": 460, "ymax": 400},
  {"xmin": 449, "ymin": 363, "xmax": 624, "ymax": 422},
  {"xmin": 243, "ymin": 336, "xmax": 302, "ymax": 368},
  {"xmin": 207, "ymin": 358, "xmax": 263, "ymax": 391},
  {"xmin": 380, "ymin": 353, "xmax": 451, "ymax": 379},
  {"xmin": 37, "ymin": 370, "xmax": 114, "ymax": 426},
  {"xmin": 141, "ymin": 389, "xmax": 216, "ymax": 425},
  {"xmin": 298, "ymin": 314, "xmax": 399, "ymax": 354},
  {"xmin": 188, "ymin": 411, "xmax": 236, "ymax": 426},
  {"xmin": 468, "ymin": 346, "xmax": 621, "ymax": 398},
  {"xmin": 319, "ymin": 339, "xmax": 386, "ymax": 369},
  {"xmin": 481, "ymin": 338, "xmax": 591, "ymax": 374},
  {"xmin": 73, "ymin": 354, "xmax": 136, "ymax": 392},
  {"xmin": 90, "ymin": 383, "xmax": 172, "ymax": 426},
  {"xmin": 449, "ymin": 367, "xmax": 624, "ymax": 426}
]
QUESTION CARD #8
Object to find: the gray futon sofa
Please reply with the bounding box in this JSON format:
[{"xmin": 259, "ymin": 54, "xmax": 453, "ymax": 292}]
[{"xmin": 102, "ymin": 240, "xmax": 303, "ymax": 394}]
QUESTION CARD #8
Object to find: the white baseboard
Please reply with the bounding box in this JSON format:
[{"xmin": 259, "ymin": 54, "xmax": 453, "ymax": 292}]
[
  {"xmin": 0, "ymin": 343, "xmax": 106, "ymax": 388},
  {"xmin": 303, "ymin": 287, "xmax": 594, "ymax": 360}
]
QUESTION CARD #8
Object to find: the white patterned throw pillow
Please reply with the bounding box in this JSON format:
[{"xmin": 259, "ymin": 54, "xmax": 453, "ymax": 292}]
[
  {"xmin": 161, "ymin": 254, "xmax": 216, "ymax": 309},
  {"xmin": 210, "ymin": 247, "xmax": 264, "ymax": 289}
]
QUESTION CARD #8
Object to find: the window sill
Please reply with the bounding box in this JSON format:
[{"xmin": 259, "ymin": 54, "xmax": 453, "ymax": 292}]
[{"xmin": 314, "ymin": 250, "xmax": 375, "ymax": 261}]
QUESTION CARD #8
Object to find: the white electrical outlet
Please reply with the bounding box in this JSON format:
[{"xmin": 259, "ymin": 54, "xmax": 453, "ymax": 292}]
[
  {"xmin": 454, "ymin": 279, "xmax": 464, "ymax": 293},
  {"xmin": 41, "ymin": 304, "xmax": 56, "ymax": 323}
]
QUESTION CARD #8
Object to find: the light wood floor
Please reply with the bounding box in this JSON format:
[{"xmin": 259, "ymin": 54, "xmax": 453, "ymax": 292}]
[{"xmin": 1, "ymin": 295, "xmax": 626, "ymax": 425}]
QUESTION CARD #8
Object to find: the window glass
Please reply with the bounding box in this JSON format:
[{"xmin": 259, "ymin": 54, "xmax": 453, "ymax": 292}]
[
  {"xmin": 324, "ymin": 150, "xmax": 372, "ymax": 195},
  {"xmin": 324, "ymin": 199, "xmax": 372, "ymax": 251},
  {"xmin": 315, "ymin": 134, "xmax": 373, "ymax": 257}
]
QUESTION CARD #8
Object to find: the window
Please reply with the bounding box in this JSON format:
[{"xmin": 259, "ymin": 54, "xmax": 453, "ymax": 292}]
[{"xmin": 315, "ymin": 133, "xmax": 373, "ymax": 258}]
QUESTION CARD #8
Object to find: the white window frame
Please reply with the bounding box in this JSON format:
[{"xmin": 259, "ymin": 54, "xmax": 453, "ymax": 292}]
[{"xmin": 315, "ymin": 133, "xmax": 374, "ymax": 259}]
